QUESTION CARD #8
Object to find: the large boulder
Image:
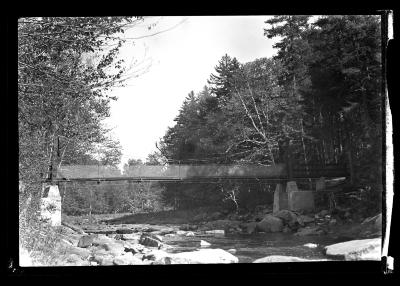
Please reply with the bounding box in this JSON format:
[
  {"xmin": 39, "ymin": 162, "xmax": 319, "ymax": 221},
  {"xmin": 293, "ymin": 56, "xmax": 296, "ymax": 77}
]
[
  {"xmin": 253, "ymin": 255, "xmax": 328, "ymax": 263},
  {"xmin": 139, "ymin": 234, "xmax": 163, "ymax": 248},
  {"xmin": 116, "ymin": 228, "xmax": 134, "ymax": 234},
  {"xmin": 77, "ymin": 235, "xmax": 95, "ymax": 248},
  {"xmin": 170, "ymin": 249, "xmax": 239, "ymax": 264},
  {"xmin": 273, "ymin": 210, "xmax": 301, "ymax": 227},
  {"xmin": 256, "ymin": 215, "xmax": 284, "ymax": 232},
  {"xmin": 324, "ymin": 238, "xmax": 381, "ymax": 261}
]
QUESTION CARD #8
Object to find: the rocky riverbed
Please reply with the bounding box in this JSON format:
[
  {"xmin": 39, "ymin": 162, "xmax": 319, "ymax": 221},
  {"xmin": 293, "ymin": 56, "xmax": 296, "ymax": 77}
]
[{"xmin": 20, "ymin": 207, "xmax": 383, "ymax": 266}]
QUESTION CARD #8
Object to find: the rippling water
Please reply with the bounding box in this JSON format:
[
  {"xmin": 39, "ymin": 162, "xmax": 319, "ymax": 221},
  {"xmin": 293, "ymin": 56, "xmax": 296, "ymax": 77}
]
[{"xmin": 163, "ymin": 232, "xmax": 347, "ymax": 263}]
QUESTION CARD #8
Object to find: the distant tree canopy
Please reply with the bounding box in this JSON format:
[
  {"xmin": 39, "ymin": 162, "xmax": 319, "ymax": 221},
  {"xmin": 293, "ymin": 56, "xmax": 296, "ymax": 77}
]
[{"xmin": 158, "ymin": 15, "xmax": 383, "ymax": 214}]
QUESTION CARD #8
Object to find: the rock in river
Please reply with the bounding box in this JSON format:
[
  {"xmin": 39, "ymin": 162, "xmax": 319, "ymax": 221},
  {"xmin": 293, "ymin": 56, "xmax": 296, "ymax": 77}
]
[
  {"xmin": 77, "ymin": 235, "xmax": 95, "ymax": 248},
  {"xmin": 171, "ymin": 248, "xmax": 239, "ymax": 264},
  {"xmin": 253, "ymin": 255, "xmax": 328, "ymax": 263},
  {"xmin": 324, "ymin": 238, "xmax": 381, "ymax": 261},
  {"xmin": 256, "ymin": 215, "xmax": 283, "ymax": 233}
]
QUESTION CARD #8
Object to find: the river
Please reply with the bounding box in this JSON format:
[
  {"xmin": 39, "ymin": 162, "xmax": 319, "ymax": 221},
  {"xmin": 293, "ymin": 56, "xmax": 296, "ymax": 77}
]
[{"xmin": 162, "ymin": 232, "xmax": 346, "ymax": 262}]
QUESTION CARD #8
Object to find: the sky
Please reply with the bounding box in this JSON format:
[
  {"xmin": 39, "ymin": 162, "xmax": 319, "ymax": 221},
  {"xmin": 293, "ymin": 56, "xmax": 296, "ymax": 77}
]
[{"xmin": 103, "ymin": 16, "xmax": 279, "ymax": 167}]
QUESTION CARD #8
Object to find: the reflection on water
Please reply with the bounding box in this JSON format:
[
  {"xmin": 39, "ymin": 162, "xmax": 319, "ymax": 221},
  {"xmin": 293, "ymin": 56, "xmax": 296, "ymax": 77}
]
[{"xmin": 163, "ymin": 233, "xmax": 346, "ymax": 263}]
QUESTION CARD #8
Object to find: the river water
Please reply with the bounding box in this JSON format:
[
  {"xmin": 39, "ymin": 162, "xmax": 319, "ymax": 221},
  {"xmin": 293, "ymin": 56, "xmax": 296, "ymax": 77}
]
[{"xmin": 162, "ymin": 232, "xmax": 346, "ymax": 263}]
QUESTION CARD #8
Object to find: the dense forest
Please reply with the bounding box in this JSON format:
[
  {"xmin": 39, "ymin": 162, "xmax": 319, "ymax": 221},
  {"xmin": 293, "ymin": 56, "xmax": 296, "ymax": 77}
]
[{"xmin": 18, "ymin": 15, "xmax": 384, "ymax": 220}]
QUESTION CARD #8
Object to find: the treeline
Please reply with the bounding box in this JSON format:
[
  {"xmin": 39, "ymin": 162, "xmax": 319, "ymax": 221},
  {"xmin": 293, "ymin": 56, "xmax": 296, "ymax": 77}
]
[{"xmin": 156, "ymin": 15, "xmax": 383, "ymax": 214}]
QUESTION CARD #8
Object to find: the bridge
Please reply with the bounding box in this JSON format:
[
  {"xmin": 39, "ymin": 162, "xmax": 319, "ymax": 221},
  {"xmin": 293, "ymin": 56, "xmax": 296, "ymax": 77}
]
[
  {"xmin": 39, "ymin": 162, "xmax": 350, "ymax": 226},
  {"xmin": 46, "ymin": 163, "xmax": 349, "ymax": 184}
]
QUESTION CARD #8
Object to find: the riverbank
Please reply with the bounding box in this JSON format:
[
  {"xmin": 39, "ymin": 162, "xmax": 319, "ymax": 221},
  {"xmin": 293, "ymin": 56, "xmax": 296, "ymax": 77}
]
[{"xmin": 20, "ymin": 206, "xmax": 382, "ymax": 266}]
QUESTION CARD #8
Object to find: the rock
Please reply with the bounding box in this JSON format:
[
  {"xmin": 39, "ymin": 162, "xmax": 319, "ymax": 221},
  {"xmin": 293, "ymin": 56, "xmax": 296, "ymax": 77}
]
[
  {"xmin": 116, "ymin": 228, "xmax": 134, "ymax": 234},
  {"xmin": 143, "ymin": 249, "xmax": 170, "ymax": 261},
  {"xmin": 227, "ymin": 249, "xmax": 237, "ymax": 254},
  {"xmin": 114, "ymin": 234, "xmax": 123, "ymax": 240},
  {"xmin": 299, "ymin": 215, "xmax": 315, "ymax": 224},
  {"xmin": 295, "ymin": 226, "xmax": 324, "ymax": 236},
  {"xmin": 158, "ymin": 228, "xmax": 176, "ymax": 235},
  {"xmin": 171, "ymin": 249, "xmax": 239, "ymax": 264},
  {"xmin": 186, "ymin": 231, "xmax": 195, "ymax": 237},
  {"xmin": 165, "ymin": 233, "xmax": 176, "ymax": 237},
  {"xmin": 139, "ymin": 234, "xmax": 163, "ymax": 248},
  {"xmin": 324, "ymin": 238, "xmax": 381, "ymax": 261},
  {"xmin": 205, "ymin": 229, "xmax": 225, "ymax": 235},
  {"xmin": 176, "ymin": 230, "xmax": 187, "ymax": 235},
  {"xmin": 273, "ymin": 210, "xmax": 299, "ymax": 227},
  {"xmin": 200, "ymin": 240, "xmax": 211, "ymax": 247},
  {"xmin": 244, "ymin": 222, "xmax": 257, "ymax": 234},
  {"xmin": 113, "ymin": 252, "xmax": 144, "ymax": 265},
  {"xmin": 256, "ymin": 215, "xmax": 283, "ymax": 233},
  {"xmin": 121, "ymin": 233, "xmax": 140, "ymax": 241},
  {"xmin": 303, "ymin": 243, "xmax": 318, "ymax": 248},
  {"xmin": 65, "ymin": 245, "xmax": 91, "ymax": 259},
  {"xmin": 253, "ymin": 255, "xmax": 327, "ymax": 263},
  {"xmin": 77, "ymin": 235, "xmax": 95, "ymax": 248},
  {"xmin": 124, "ymin": 242, "xmax": 145, "ymax": 254},
  {"xmin": 93, "ymin": 242, "xmax": 126, "ymax": 256}
]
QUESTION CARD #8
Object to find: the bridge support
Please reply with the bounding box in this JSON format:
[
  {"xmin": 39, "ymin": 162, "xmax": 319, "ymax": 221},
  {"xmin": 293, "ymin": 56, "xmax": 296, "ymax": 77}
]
[
  {"xmin": 286, "ymin": 181, "xmax": 315, "ymax": 213},
  {"xmin": 40, "ymin": 184, "xmax": 62, "ymax": 226},
  {"xmin": 273, "ymin": 183, "xmax": 288, "ymax": 214}
]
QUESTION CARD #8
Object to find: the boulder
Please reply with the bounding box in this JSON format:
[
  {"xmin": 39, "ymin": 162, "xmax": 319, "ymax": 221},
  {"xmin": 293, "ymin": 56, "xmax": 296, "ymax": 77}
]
[
  {"xmin": 227, "ymin": 249, "xmax": 237, "ymax": 254},
  {"xmin": 303, "ymin": 243, "xmax": 318, "ymax": 248},
  {"xmin": 124, "ymin": 242, "xmax": 145, "ymax": 254},
  {"xmin": 121, "ymin": 233, "xmax": 141, "ymax": 241},
  {"xmin": 185, "ymin": 231, "xmax": 195, "ymax": 237},
  {"xmin": 200, "ymin": 240, "xmax": 211, "ymax": 247},
  {"xmin": 299, "ymin": 215, "xmax": 315, "ymax": 224},
  {"xmin": 113, "ymin": 252, "xmax": 144, "ymax": 265},
  {"xmin": 253, "ymin": 255, "xmax": 327, "ymax": 263},
  {"xmin": 116, "ymin": 228, "xmax": 134, "ymax": 234},
  {"xmin": 93, "ymin": 254, "xmax": 115, "ymax": 266},
  {"xmin": 171, "ymin": 249, "xmax": 239, "ymax": 264},
  {"xmin": 256, "ymin": 215, "xmax": 283, "ymax": 233},
  {"xmin": 295, "ymin": 226, "xmax": 325, "ymax": 236},
  {"xmin": 244, "ymin": 222, "xmax": 257, "ymax": 234},
  {"xmin": 143, "ymin": 249, "xmax": 171, "ymax": 262},
  {"xmin": 77, "ymin": 235, "xmax": 95, "ymax": 248},
  {"xmin": 158, "ymin": 227, "xmax": 176, "ymax": 235},
  {"xmin": 205, "ymin": 229, "xmax": 225, "ymax": 235},
  {"xmin": 324, "ymin": 238, "xmax": 381, "ymax": 261},
  {"xmin": 176, "ymin": 230, "xmax": 187, "ymax": 235},
  {"xmin": 93, "ymin": 242, "xmax": 126, "ymax": 256},
  {"xmin": 65, "ymin": 245, "xmax": 91, "ymax": 259},
  {"xmin": 139, "ymin": 234, "xmax": 163, "ymax": 248},
  {"xmin": 273, "ymin": 210, "xmax": 300, "ymax": 227}
]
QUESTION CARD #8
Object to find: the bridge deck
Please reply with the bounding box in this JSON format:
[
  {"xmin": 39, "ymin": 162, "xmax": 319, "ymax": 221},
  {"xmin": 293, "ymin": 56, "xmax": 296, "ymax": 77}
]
[{"xmin": 46, "ymin": 163, "xmax": 349, "ymax": 183}]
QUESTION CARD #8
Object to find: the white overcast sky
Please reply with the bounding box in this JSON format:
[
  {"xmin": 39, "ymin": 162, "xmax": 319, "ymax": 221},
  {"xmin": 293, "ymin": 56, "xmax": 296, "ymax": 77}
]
[{"xmin": 103, "ymin": 16, "xmax": 279, "ymax": 166}]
